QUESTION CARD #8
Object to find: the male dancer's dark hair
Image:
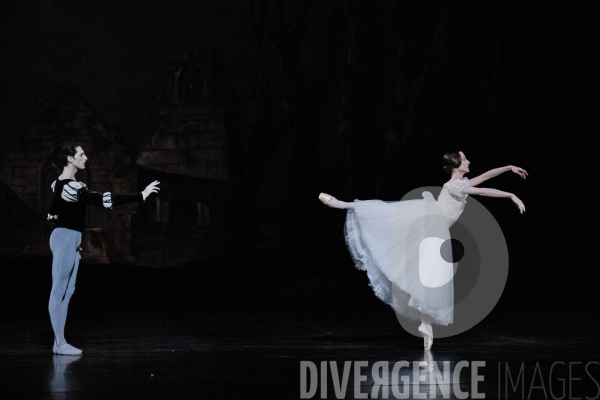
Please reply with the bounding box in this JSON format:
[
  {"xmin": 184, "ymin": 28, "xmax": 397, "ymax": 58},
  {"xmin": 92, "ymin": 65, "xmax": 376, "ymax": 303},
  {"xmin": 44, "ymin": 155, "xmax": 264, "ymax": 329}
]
[{"xmin": 52, "ymin": 142, "xmax": 83, "ymax": 172}]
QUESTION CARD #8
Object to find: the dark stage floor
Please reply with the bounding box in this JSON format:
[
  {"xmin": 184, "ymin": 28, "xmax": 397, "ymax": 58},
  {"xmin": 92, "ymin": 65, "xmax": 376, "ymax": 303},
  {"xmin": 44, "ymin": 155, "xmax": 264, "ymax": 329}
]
[{"xmin": 1, "ymin": 258, "xmax": 599, "ymax": 399}]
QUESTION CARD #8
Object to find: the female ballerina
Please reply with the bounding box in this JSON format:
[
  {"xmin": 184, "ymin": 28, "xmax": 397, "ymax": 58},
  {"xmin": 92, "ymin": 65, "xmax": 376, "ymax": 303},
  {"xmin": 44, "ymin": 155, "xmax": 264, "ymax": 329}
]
[
  {"xmin": 318, "ymin": 151, "xmax": 527, "ymax": 350},
  {"xmin": 47, "ymin": 142, "xmax": 160, "ymax": 355}
]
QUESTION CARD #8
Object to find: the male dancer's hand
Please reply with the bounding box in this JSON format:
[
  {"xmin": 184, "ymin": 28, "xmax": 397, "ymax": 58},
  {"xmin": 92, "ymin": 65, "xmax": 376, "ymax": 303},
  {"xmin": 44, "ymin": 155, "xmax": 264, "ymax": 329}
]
[
  {"xmin": 78, "ymin": 246, "xmax": 83, "ymax": 260},
  {"xmin": 142, "ymin": 180, "xmax": 161, "ymax": 200}
]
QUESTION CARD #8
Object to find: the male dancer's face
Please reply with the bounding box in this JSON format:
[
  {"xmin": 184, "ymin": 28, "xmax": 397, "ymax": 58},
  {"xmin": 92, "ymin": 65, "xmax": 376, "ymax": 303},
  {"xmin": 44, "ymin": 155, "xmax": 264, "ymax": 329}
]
[{"xmin": 69, "ymin": 146, "xmax": 88, "ymax": 170}]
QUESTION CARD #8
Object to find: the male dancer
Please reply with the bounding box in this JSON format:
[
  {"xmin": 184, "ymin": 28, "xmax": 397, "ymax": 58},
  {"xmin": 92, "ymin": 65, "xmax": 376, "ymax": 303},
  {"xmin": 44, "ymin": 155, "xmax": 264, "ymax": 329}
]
[{"xmin": 47, "ymin": 142, "xmax": 160, "ymax": 355}]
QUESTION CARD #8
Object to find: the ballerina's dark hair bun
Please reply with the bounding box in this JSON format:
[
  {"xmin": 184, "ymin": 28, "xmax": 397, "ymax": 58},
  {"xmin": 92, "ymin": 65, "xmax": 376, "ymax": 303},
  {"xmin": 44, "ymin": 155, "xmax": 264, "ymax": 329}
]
[{"xmin": 443, "ymin": 151, "xmax": 462, "ymax": 174}]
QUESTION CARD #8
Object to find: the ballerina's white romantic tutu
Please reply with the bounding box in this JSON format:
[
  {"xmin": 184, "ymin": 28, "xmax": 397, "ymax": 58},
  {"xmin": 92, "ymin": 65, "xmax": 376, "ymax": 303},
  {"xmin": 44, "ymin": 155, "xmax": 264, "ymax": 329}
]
[{"xmin": 344, "ymin": 178, "xmax": 471, "ymax": 326}]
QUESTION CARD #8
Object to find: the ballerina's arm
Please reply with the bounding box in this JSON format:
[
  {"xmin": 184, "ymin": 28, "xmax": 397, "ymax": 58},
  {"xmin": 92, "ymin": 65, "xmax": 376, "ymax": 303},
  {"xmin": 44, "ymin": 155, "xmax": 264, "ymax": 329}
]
[
  {"xmin": 461, "ymin": 186, "xmax": 526, "ymax": 214},
  {"xmin": 469, "ymin": 165, "xmax": 528, "ymax": 187}
]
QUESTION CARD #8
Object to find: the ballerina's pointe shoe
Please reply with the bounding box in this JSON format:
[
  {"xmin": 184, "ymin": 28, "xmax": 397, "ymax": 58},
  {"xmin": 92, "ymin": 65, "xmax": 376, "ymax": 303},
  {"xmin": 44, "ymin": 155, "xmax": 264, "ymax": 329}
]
[
  {"xmin": 319, "ymin": 193, "xmax": 334, "ymax": 207},
  {"xmin": 53, "ymin": 343, "xmax": 82, "ymax": 356},
  {"xmin": 418, "ymin": 324, "xmax": 433, "ymax": 351}
]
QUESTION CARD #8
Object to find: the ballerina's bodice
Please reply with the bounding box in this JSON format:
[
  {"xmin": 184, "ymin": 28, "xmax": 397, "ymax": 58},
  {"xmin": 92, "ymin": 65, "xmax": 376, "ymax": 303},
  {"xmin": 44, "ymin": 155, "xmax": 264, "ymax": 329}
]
[{"xmin": 436, "ymin": 177, "xmax": 471, "ymax": 227}]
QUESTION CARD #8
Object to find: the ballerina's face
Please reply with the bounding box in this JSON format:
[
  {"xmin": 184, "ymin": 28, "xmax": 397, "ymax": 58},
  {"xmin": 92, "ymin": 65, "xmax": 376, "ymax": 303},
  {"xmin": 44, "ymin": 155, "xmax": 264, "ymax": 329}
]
[{"xmin": 457, "ymin": 151, "xmax": 470, "ymax": 173}]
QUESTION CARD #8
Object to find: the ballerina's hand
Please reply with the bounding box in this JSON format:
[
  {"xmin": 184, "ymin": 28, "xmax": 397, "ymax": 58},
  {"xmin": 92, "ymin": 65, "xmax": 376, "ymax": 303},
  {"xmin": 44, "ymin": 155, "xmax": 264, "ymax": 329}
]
[
  {"xmin": 511, "ymin": 195, "xmax": 525, "ymax": 214},
  {"xmin": 142, "ymin": 180, "xmax": 161, "ymax": 199},
  {"xmin": 510, "ymin": 166, "xmax": 528, "ymax": 179}
]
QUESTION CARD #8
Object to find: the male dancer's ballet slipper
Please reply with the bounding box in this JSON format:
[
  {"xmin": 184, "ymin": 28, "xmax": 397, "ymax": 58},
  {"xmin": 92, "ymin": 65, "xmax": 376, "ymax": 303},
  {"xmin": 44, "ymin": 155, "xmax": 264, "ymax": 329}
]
[
  {"xmin": 319, "ymin": 193, "xmax": 334, "ymax": 207},
  {"xmin": 53, "ymin": 343, "xmax": 83, "ymax": 356},
  {"xmin": 418, "ymin": 324, "xmax": 433, "ymax": 351}
]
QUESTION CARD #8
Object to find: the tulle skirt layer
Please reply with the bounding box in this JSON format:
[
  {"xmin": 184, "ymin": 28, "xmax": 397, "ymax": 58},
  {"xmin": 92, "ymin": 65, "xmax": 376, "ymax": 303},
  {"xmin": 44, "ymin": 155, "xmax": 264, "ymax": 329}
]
[{"xmin": 344, "ymin": 198, "xmax": 455, "ymax": 325}]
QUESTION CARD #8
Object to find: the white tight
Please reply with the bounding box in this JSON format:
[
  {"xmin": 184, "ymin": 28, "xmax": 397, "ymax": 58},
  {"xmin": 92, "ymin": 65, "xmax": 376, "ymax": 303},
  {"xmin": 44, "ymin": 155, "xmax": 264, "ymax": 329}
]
[{"xmin": 48, "ymin": 228, "xmax": 82, "ymax": 347}]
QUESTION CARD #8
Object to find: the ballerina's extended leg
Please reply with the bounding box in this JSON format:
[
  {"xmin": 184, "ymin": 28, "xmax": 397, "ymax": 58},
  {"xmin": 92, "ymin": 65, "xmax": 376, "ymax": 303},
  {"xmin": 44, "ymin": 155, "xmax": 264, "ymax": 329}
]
[
  {"xmin": 418, "ymin": 313, "xmax": 433, "ymax": 351},
  {"xmin": 319, "ymin": 193, "xmax": 354, "ymax": 209}
]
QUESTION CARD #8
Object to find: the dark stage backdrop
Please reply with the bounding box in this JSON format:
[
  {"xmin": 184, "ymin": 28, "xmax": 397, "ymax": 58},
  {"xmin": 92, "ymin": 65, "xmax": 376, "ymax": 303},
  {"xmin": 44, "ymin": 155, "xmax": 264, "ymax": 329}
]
[{"xmin": 0, "ymin": 0, "xmax": 598, "ymax": 314}]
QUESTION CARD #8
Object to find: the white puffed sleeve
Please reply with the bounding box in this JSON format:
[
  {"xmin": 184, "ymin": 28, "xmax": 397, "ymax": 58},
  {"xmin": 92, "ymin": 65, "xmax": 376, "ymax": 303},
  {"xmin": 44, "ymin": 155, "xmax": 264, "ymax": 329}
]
[
  {"xmin": 422, "ymin": 191, "xmax": 436, "ymax": 202},
  {"xmin": 61, "ymin": 181, "xmax": 87, "ymax": 202},
  {"xmin": 446, "ymin": 177, "xmax": 471, "ymax": 199}
]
